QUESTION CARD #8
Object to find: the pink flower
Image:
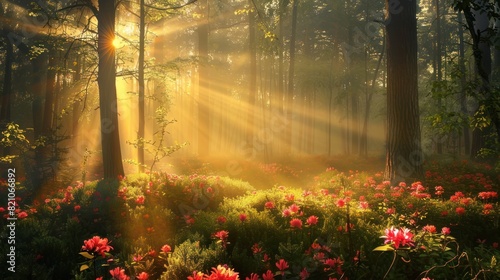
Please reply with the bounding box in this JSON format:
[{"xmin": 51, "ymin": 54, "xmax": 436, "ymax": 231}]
[
  {"xmin": 109, "ymin": 267, "xmax": 129, "ymax": 280},
  {"xmin": 81, "ymin": 236, "xmax": 113, "ymax": 258},
  {"xmin": 161, "ymin": 244, "xmax": 171, "ymax": 253},
  {"xmin": 214, "ymin": 230, "xmax": 229, "ymax": 248},
  {"xmin": 290, "ymin": 218, "xmax": 303, "ymax": 229},
  {"xmin": 382, "ymin": 227, "xmax": 415, "ymax": 249},
  {"xmin": 306, "ymin": 215, "xmax": 319, "ymax": 226},
  {"xmin": 282, "ymin": 208, "xmax": 292, "ymax": 217},
  {"xmin": 288, "ymin": 203, "xmax": 300, "ymax": 213},
  {"xmin": 276, "ymin": 259, "xmax": 289, "ymax": 275},
  {"xmin": 441, "ymin": 227, "xmax": 451, "ymax": 235}
]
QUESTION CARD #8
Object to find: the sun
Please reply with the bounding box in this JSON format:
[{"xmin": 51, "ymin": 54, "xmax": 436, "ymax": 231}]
[{"xmin": 112, "ymin": 38, "xmax": 121, "ymax": 48}]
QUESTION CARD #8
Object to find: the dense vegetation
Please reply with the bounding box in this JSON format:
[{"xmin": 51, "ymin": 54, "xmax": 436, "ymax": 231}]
[{"xmin": 1, "ymin": 158, "xmax": 498, "ymax": 279}]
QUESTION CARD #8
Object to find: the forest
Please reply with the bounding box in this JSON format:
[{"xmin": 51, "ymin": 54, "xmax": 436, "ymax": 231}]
[{"xmin": 0, "ymin": 0, "xmax": 499, "ymax": 279}]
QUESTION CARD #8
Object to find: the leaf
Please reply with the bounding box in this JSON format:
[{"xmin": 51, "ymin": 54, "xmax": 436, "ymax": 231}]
[
  {"xmin": 373, "ymin": 245, "xmax": 394, "ymax": 252},
  {"xmin": 80, "ymin": 264, "xmax": 89, "ymax": 272},
  {"xmin": 79, "ymin": 252, "xmax": 94, "ymax": 259}
]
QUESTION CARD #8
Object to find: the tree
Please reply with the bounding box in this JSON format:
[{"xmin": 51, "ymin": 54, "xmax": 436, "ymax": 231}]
[
  {"xmin": 384, "ymin": 0, "xmax": 424, "ymax": 183},
  {"xmin": 97, "ymin": 0, "xmax": 125, "ymax": 179},
  {"xmin": 197, "ymin": 0, "xmax": 210, "ymax": 157}
]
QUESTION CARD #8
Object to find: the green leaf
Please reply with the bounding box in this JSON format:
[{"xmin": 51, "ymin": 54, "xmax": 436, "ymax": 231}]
[
  {"xmin": 373, "ymin": 245, "xmax": 394, "ymax": 252},
  {"xmin": 80, "ymin": 264, "xmax": 89, "ymax": 272},
  {"xmin": 79, "ymin": 252, "xmax": 94, "ymax": 259}
]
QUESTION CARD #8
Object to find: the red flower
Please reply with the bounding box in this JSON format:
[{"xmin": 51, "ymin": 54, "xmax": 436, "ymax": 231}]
[
  {"xmin": 133, "ymin": 253, "xmax": 143, "ymax": 262},
  {"xmin": 135, "ymin": 196, "xmax": 145, "ymax": 205},
  {"xmin": 262, "ymin": 270, "xmax": 274, "ymax": 280},
  {"xmin": 288, "ymin": 203, "xmax": 300, "ymax": 213},
  {"xmin": 109, "ymin": 267, "xmax": 129, "ymax": 280},
  {"xmin": 455, "ymin": 207, "xmax": 466, "ymax": 215},
  {"xmin": 161, "ymin": 244, "xmax": 171, "ymax": 253},
  {"xmin": 306, "ymin": 215, "xmax": 319, "ymax": 226},
  {"xmin": 251, "ymin": 243, "xmax": 262, "ymax": 254},
  {"xmin": 74, "ymin": 205, "xmax": 81, "ymax": 212},
  {"xmin": 187, "ymin": 271, "xmax": 205, "ymax": 280},
  {"xmin": 300, "ymin": 267, "xmax": 310, "ymax": 279},
  {"xmin": 336, "ymin": 199, "xmax": 345, "ymax": 208},
  {"xmin": 239, "ymin": 213, "xmax": 247, "ymax": 222},
  {"xmin": 275, "ymin": 259, "xmax": 289, "ymax": 275},
  {"xmin": 217, "ymin": 216, "xmax": 227, "ymax": 224},
  {"xmin": 246, "ymin": 273, "xmax": 259, "ymax": 280},
  {"xmin": 214, "ymin": 230, "xmax": 229, "ymax": 248},
  {"xmin": 81, "ymin": 236, "xmax": 113, "ymax": 258},
  {"xmin": 423, "ymin": 225, "xmax": 437, "ymax": 234},
  {"xmin": 17, "ymin": 211, "xmax": 28, "ymax": 219},
  {"xmin": 290, "ymin": 218, "xmax": 303, "ymax": 229},
  {"xmin": 382, "ymin": 227, "xmax": 415, "ymax": 249},
  {"xmin": 205, "ymin": 265, "xmax": 239, "ymax": 280},
  {"xmin": 136, "ymin": 271, "xmax": 148, "ymax": 280},
  {"xmin": 264, "ymin": 201, "xmax": 275, "ymax": 209},
  {"xmin": 282, "ymin": 208, "xmax": 292, "ymax": 217}
]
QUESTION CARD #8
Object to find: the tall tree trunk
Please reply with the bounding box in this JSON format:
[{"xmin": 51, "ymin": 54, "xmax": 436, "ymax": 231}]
[
  {"xmin": 277, "ymin": 0, "xmax": 285, "ymax": 155},
  {"xmin": 246, "ymin": 0, "xmax": 256, "ymax": 154},
  {"xmin": 1, "ymin": 30, "xmax": 13, "ymax": 156},
  {"xmin": 384, "ymin": 0, "xmax": 423, "ymax": 183},
  {"xmin": 98, "ymin": 0, "xmax": 125, "ymax": 179},
  {"xmin": 285, "ymin": 0, "xmax": 298, "ymax": 154},
  {"xmin": 197, "ymin": 0, "xmax": 210, "ymax": 157},
  {"xmin": 42, "ymin": 49, "xmax": 57, "ymax": 135},
  {"xmin": 138, "ymin": 0, "xmax": 145, "ymax": 172},
  {"xmin": 461, "ymin": 1, "xmax": 496, "ymax": 157},
  {"xmin": 435, "ymin": 0, "xmax": 443, "ymax": 154},
  {"xmin": 458, "ymin": 13, "xmax": 470, "ymax": 155}
]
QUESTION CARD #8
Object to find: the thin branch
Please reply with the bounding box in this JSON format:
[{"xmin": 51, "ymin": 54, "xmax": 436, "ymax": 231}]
[{"xmin": 144, "ymin": 0, "xmax": 197, "ymax": 11}]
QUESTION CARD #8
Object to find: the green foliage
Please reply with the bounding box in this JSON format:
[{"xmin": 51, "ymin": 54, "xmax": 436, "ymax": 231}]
[{"xmin": 161, "ymin": 235, "xmax": 223, "ymax": 279}]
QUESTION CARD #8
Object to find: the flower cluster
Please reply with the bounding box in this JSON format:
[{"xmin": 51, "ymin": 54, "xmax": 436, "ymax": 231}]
[
  {"xmin": 81, "ymin": 236, "xmax": 113, "ymax": 257},
  {"xmin": 382, "ymin": 227, "xmax": 415, "ymax": 249}
]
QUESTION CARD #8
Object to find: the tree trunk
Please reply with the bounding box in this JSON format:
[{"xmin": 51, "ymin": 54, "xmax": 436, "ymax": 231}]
[
  {"xmin": 246, "ymin": 0, "xmax": 256, "ymax": 154},
  {"xmin": 138, "ymin": 0, "xmax": 145, "ymax": 172},
  {"xmin": 42, "ymin": 49, "xmax": 57, "ymax": 135},
  {"xmin": 98, "ymin": 0, "xmax": 125, "ymax": 179},
  {"xmin": 384, "ymin": 0, "xmax": 423, "ymax": 183},
  {"xmin": 285, "ymin": 0, "xmax": 298, "ymax": 154},
  {"xmin": 435, "ymin": 0, "xmax": 443, "ymax": 154},
  {"xmin": 458, "ymin": 13, "xmax": 470, "ymax": 155},
  {"xmin": 197, "ymin": 0, "xmax": 210, "ymax": 157}
]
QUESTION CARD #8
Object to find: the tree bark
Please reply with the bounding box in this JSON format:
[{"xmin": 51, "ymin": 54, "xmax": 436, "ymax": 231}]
[
  {"xmin": 246, "ymin": 0, "xmax": 256, "ymax": 153},
  {"xmin": 1, "ymin": 31, "xmax": 12, "ymax": 125},
  {"xmin": 138, "ymin": 0, "xmax": 146, "ymax": 172},
  {"xmin": 384, "ymin": 0, "xmax": 423, "ymax": 183},
  {"xmin": 197, "ymin": 0, "xmax": 210, "ymax": 157},
  {"xmin": 98, "ymin": 0, "xmax": 125, "ymax": 179},
  {"xmin": 458, "ymin": 13, "xmax": 470, "ymax": 155},
  {"xmin": 285, "ymin": 0, "xmax": 298, "ymax": 154}
]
